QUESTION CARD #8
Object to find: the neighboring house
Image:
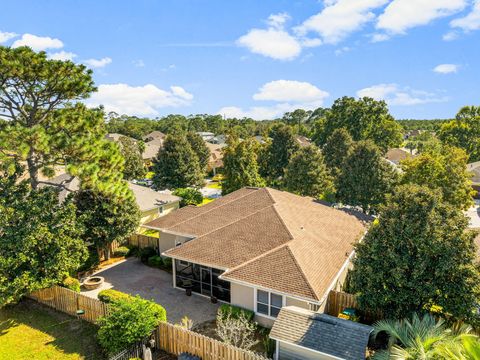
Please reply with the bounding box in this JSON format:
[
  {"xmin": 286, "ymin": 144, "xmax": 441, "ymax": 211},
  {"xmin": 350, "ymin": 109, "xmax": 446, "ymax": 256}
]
[
  {"xmin": 105, "ymin": 133, "xmax": 132, "ymax": 142},
  {"xmin": 468, "ymin": 161, "xmax": 480, "ymax": 197},
  {"xmin": 128, "ymin": 182, "xmax": 181, "ymax": 225},
  {"xmin": 295, "ymin": 135, "xmax": 312, "ymax": 147},
  {"xmin": 385, "ymin": 148, "xmax": 412, "ymax": 165},
  {"xmin": 270, "ymin": 306, "xmax": 373, "ymax": 360},
  {"xmin": 143, "ymin": 187, "xmax": 368, "ymax": 327},
  {"xmin": 143, "ymin": 131, "xmax": 166, "ymax": 143},
  {"xmin": 142, "ymin": 139, "xmax": 162, "ymax": 164},
  {"xmin": 39, "ymin": 174, "xmax": 180, "ymax": 225},
  {"xmin": 205, "ymin": 142, "xmax": 224, "ymax": 175},
  {"xmin": 197, "ymin": 131, "xmax": 215, "ymax": 142}
]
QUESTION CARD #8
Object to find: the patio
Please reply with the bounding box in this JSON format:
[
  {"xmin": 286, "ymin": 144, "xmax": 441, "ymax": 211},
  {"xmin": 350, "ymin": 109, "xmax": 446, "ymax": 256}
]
[{"xmin": 81, "ymin": 257, "xmax": 219, "ymax": 325}]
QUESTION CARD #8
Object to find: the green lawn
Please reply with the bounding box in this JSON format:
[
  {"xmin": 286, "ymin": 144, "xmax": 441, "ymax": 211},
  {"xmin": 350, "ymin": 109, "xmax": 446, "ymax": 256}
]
[
  {"xmin": 0, "ymin": 300, "xmax": 104, "ymax": 360},
  {"xmin": 206, "ymin": 182, "xmax": 222, "ymax": 190}
]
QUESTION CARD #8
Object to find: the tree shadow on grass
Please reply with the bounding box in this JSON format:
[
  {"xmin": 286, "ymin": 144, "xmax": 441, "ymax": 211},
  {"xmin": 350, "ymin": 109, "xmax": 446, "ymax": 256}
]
[{"xmin": 0, "ymin": 299, "xmax": 105, "ymax": 359}]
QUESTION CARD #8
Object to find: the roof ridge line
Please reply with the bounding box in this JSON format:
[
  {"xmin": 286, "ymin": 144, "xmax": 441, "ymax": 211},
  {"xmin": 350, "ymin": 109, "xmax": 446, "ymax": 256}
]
[
  {"xmin": 266, "ymin": 190, "xmax": 295, "ymax": 241},
  {"xmin": 164, "ymin": 188, "xmax": 263, "ymax": 230}
]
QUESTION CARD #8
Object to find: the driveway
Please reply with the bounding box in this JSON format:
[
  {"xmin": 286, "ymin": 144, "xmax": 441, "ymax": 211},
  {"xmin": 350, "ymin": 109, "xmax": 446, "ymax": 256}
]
[
  {"xmin": 466, "ymin": 199, "xmax": 480, "ymax": 228},
  {"xmin": 81, "ymin": 257, "xmax": 219, "ymax": 325}
]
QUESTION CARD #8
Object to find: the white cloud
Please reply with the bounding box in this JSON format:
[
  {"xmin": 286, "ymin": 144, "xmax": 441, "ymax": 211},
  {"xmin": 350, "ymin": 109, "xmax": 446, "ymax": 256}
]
[
  {"xmin": 83, "ymin": 57, "xmax": 112, "ymax": 68},
  {"xmin": 237, "ymin": 22, "xmax": 302, "ymax": 60},
  {"xmin": 357, "ymin": 83, "xmax": 447, "ymax": 106},
  {"xmin": 218, "ymin": 80, "xmax": 329, "ymax": 120},
  {"xmin": 0, "ymin": 31, "xmax": 17, "ymax": 44},
  {"xmin": 334, "ymin": 46, "xmax": 351, "ymax": 55},
  {"xmin": 132, "ymin": 59, "xmax": 145, "ymax": 67},
  {"xmin": 442, "ymin": 31, "xmax": 459, "ymax": 41},
  {"xmin": 295, "ymin": 0, "xmax": 389, "ymax": 44},
  {"xmin": 12, "ymin": 33, "xmax": 63, "ymax": 51},
  {"xmin": 87, "ymin": 83, "xmax": 193, "ymax": 116},
  {"xmin": 253, "ymin": 80, "xmax": 329, "ymax": 103},
  {"xmin": 48, "ymin": 51, "xmax": 77, "ymax": 61},
  {"xmin": 450, "ymin": 0, "xmax": 480, "ymax": 31},
  {"xmin": 371, "ymin": 33, "xmax": 390, "ymax": 42},
  {"xmin": 433, "ymin": 64, "xmax": 459, "ymax": 74},
  {"xmin": 377, "ymin": 0, "xmax": 467, "ymax": 34},
  {"xmin": 267, "ymin": 13, "xmax": 291, "ymax": 29}
]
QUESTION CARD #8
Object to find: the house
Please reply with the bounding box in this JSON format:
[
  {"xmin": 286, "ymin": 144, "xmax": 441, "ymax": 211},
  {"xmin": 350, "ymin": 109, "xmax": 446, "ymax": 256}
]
[
  {"xmin": 197, "ymin": 131, "xmax": 215, "ymax": 142},
  {"xmin": 143, "ymin": 131, "xmax": 166, "ymax": 143},
  {"xmin": 142, "ymin": 139, "xmax": 162, "ymax": 164},
  {"xmin": 270, "ymin": 306, "xmax": 373, "ymax": 360},
  {"xmin": 143, "ymin": 187, "xmax": 368, "ymax": 327},
  {"xmin": 39, "ymin": 174, "xmax": 180, "ymax": 226},
  {"xmin": 205, "ymin": 142, "xmax": 224, "ymax": 175},
  {"xmin": 127, "ymin": 182, "xmax": 181, "ymax": 225},
  {"xmin": 105, "ymin": 133, "xmax": 134, "ymax": 142},
  {"xmin": 295, "ymin": 135, "xmax": 312, "ymax": 147},
  {"xmin": 467, "ymin": 161, "xmax": 480, "ymax": 197},
  {"xmin": 385, "ymin": 148, "xmax": 413, "ymax": 165}
]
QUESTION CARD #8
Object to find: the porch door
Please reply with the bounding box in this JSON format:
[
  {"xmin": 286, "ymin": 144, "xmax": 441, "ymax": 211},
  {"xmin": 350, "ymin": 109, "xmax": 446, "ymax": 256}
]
[{"xmin": 200, "ymin": 267, "xmax": 212, "ymax": 296}]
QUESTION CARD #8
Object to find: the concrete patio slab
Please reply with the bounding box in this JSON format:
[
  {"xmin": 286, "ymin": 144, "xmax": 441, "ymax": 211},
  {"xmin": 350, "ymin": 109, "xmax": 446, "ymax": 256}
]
[{"xmin": 81, "ymin": 257, "xmax": 219, "ymax": 325}]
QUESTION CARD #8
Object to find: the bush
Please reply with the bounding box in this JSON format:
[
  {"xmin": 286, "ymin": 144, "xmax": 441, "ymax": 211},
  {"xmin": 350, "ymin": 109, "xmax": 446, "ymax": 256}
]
[
  {"xmin": 97, "ymin": 296, "xmax": 166, "ymax": 354},
  {"xmin": 77, "ymin": 247, "xmax": 100, "ymax": 273},
  {"xmin": 127, "ymin": 245, "xmax": 139, "ymax": 257},
  {"xmin": 218, "ymin": 304, "xmax": 254, "ymax": 322},
  {"xmin": 173, "ymin": 188, "xmax": 203, "ymax": 207},
  {"xmin": 113, "ymin": 246, "xmax": 130, "ymax": 257},
  {"xmin": 98, "ymin": 289, "xmax": 132, "ymax": 304},
  {"xmin": 148, "ymin": 255, "xmax": 163, "ymax": 268},
  {"xmin": 162, "ymin": 257, "xmax": 172, "ymax": 269},
  {"xmin": 62, "ymin": 276, "xmax": 80, "ymax": 292},
  {"xmin": 139, "ymin": 247, "xmax": 157, "ymax": 263}
]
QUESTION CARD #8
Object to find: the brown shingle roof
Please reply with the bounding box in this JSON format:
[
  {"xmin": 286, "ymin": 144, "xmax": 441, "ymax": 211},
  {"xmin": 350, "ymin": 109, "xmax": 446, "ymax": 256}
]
[{"xmin": 145, "ymin": 187, "xmax": 367, "ymax": 301}]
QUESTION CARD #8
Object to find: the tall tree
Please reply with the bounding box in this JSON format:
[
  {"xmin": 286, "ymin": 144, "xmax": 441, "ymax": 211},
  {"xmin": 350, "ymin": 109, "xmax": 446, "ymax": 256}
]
[
  {"xmin": 259, "ymin": 124, "xmax": 299, "ymax": 182},
  {"xmin": 401, "ymin": 145, "xmax": 474, "ymax": 210},
  {"xmin": 0, "ymin": 46, "xmax": 125, "ymax": 195},
  {"xmin": 222, "ymin": 137, "xmax": 265, "ymax": 194},
  {"xmin": 439, "ymin": 106, "xmax": 480, "ymax": 162},
  {"xmin": 74, "ymin": 187, "xmax": 140, "ymax": 260},
  {"xmin": 349, "ymin": 184, "xmax": 480, "ymax": 323},
  {"xmin": 0, "ymin": 165, "xmax": 87, "ymax": 306},
  {"xmin": 313, "ymin": 96, "xmax": 403, "ymax": 152},
  {"xmin": 118, "ymin": 136, "xmax": 146, "ymax": 180},
  {"xmin": 186, "ymin": 132, "xmax": 210, "ymax": 172},
  {"xmin": 322, "ymin": 128, "xmax": 354, "ymax": 178},
  {"xmin": 283, "ymin": 145, "xmax": 334, "ymax": 199},
  {"xmin": 336, "ymin": 140, "xmax": 398, "ymax": 213},
  {"xmin": 152, "ymin": 134, "xmax": 203, "ymax": 189}
]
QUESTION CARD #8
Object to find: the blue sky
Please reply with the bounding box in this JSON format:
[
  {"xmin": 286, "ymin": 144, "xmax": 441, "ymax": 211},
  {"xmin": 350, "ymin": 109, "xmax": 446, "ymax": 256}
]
[{"xmin": 1, "ymin": 0, "xmax": 479, "ymax": 119}]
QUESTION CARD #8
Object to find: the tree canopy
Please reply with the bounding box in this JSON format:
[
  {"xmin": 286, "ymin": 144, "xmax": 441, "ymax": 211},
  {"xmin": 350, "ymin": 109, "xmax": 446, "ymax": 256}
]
[
  {"xmin": 152, "ymin": 134, "xmax": 204, "ymax": 189},
  {"xmin": 222, "ymin": 137, "xmax": 265, "ymax": 194},
  {"xmin": 349, "ymin": 184, "xmax": 480, "ymax": 323},
  {"xmin": 74, "ymin": 187, "xmax": 140, "ymax": 260},
  {"xmin": 0, "ymin": 165, "xmax": 87, "ymax": 306},
  {"xmin": 118, "ymin": 136, "xmax": 146, "ymax": 180},
  {"xmin": 439, "ymin": 106, "xmax": 480, "ymax": 162},
  {"xmin": 401, "ymin": 145, "xmax": 474, "ymax": 210},
  {"xmin": 336, "ymin": 140, "xmax": 398, "ymax": 213},
  {"xmin": 322, "ymin": 127, "xmax": 354, "ymax": 178},
  {"xmin": 283, "ymin": 145, "xmax": 334, "ymax": 199},
  {"xmin": 172, "ymin": 187, "xmax": 203, "ymax": 207},
  {"xmin": 186, "ymin": 132, "xmax": 210, "ymax": 172},
  {"xmin": 0, "ymin": 46, "xmax": 126, "ymax": 196},
  {"xmin": 313, "ymin": 96, "xmax": 403, "ymax": 152}
]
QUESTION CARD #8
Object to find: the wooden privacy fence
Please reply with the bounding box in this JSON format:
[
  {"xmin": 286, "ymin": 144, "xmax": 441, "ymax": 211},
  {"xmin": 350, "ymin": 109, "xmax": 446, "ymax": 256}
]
[
  {"xmin": 129, "ymin": 233, "xmax": 159, "ymax": 250},
  {"xmin": 324, "ymin": 290, "xmax": 382, "ymax": 322},
  {"xmin": 28, "ymin": 285, "xmax": 110, "ymax": 323},
  {"xmin": 156, "ymin": 322, "xmax": 268, "ymax": 360}
]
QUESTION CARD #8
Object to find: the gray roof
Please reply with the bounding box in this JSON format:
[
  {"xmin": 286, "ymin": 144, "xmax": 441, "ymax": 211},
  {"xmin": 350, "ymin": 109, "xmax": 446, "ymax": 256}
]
[
  {"xmin": 38, "ymin": 173, "xmax": 80, "ymax": 202},
  {"xmin": 128, "ymin": 182, "xmax": 180, "ymax": 211},
  {"xmin": 270, "ymin": 306, "xmax": 373, "ymax": 360}
]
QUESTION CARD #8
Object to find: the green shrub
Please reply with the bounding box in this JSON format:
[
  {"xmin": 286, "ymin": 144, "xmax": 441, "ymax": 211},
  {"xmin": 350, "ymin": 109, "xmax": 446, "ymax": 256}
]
[
  {"xmin": 62, "ymin": 276, "xmax": 80, "ymax": 292},
  {"xmin": 218, "ymin": 304, "xmax": 254, "ymax": 322},
  {"xmin": 139, "ymin": 247, "xmax": 157, "ymax": 263},
  {"xmin": 98, "ymin": 289, "xmax": 132, "ymax": 304},
  {"xmin": 172, "ymin": 188, "xmax": 203, "ymax": 207},
  {"xmin": 162, "ymin": 257, "xmax": 172, "ymax": 269},
  {"xmin": 113, "ymin": 246, "xmax": 130, "ymax": 257},
  {"xmin": 127, "ymin": 245, "xmax": 139, "ymax": 257},
  {"xmin": 97, "ymin": 296, "xmax": 166, "ymax": 354},
  {"xmin": 77, "ymin": 247, "xmax": 100, "ymax": 272},
  {"xmin": 148, "ymin": 255, "xmax": 163, "ymax": 268}
]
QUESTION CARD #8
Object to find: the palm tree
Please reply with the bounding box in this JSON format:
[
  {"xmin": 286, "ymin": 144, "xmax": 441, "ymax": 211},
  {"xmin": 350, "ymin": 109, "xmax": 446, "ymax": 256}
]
[
  {"xmin": 372, "ymin": 313, "xmax": 475, "ymax": 360},
  {"xmin": 434, "ymin": 334, "xmax": 480, "ymax": 360}
]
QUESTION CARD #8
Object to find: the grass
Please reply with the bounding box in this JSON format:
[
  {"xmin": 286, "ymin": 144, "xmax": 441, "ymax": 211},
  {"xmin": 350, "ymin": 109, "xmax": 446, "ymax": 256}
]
[
  {"xmin": 0, "ymin": 300, "xmax": 104, "ymax": 360},
  {"xmin": 206, "ymin": 182, "xmax": 222, "ymax": 190},
  {"xmin": 199, "ymin": 197, "xmax": 215, "ymax": 206}
]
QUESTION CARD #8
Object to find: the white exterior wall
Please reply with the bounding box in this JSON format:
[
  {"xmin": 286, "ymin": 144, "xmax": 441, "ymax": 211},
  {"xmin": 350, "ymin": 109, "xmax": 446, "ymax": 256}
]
[
  {"xmin": 158, "ymin": 231, "xmax": 192, "ymax": 255},
  {"xmin": 278, "ymin": 341, "xmax": 340, "ymax": 360}
]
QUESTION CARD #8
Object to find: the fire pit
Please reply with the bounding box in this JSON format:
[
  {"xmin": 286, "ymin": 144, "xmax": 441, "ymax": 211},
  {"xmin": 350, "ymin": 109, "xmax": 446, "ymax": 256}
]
[{"xmin": 83, "ymin": 276, "xmax": 104, "ymax": 290}]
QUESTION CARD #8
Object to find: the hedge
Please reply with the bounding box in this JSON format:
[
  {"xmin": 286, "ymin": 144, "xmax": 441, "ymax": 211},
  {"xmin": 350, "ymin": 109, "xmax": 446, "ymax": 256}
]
[
  {"xmin": 148, "ymin": 255, "xmax": 163, "ymax": 268},
  {"xmin": 218, "ymin": 304, "xmax": 254, "ymax": 322},
  {"xmin": 62, "ymin": 276, "xmax": 80, "ymax": 292},
  {"xmin": 113, "ymin": 246, "xmax": 130, "ymax": 257}
]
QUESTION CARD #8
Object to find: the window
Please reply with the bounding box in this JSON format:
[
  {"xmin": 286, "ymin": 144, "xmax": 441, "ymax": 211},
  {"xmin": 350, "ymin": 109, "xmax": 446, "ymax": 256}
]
[{"xmin": 256, "ymin": 290, "xmax": 283, "ymax": 318}]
